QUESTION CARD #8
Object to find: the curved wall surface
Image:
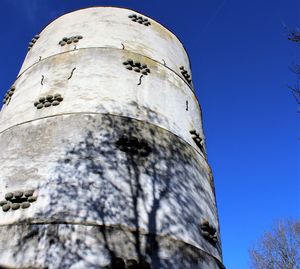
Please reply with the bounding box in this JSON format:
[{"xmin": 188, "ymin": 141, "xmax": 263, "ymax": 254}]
[
  {"xmin": 0, "ymin": 7, "xmax": 225, "ymax": 269},
  {"xmin": 18, "ymin": 7, "xmax": 193, "ymax": 90}
]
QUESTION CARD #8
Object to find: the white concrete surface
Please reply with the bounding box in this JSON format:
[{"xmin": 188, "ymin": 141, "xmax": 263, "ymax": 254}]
[
  {"xmin": 0, "ymin": 7, "xmax": 224, "ymax": 269},
  {"xmin": 18, "ymin": 7, "xmax": 193, "ymax": 90},
  {"xmin": 1, "ymin": 48, "xmax": 204, "ymax": 154}
]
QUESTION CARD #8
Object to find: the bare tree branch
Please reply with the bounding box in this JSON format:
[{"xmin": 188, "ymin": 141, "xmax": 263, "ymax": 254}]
[
  {"xmin": 287, "ymin": 28, "xmax": 300, "ymax": 43},
  {"xmin": 287, "ymin": 27, "xmax": 300, "ymax": 113},
  {"xmin": 249, "ymin": 220, "xmax": 300, "ymax": 269}
]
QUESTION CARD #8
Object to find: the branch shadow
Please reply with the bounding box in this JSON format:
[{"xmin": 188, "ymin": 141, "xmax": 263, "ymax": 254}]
[{"xmin": 6, "ymin": 111, "xmax": 222, "ymax": 269}]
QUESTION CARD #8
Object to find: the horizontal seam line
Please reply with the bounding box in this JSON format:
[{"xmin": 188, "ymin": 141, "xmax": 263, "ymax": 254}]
[
  {"xmin": 0, "ymin": 111, "xmax": 207, "ymax": 162},
  {"xmin": 29, "ymin": 6, "xmax": 193, "ymax": 72},
  {"xmin": 0, "ymin": 221, "xmax": 224, "ymax": 266},
  {"xmin": 17, "ymin": 47, "xmax": 194, "ymax": 92}
]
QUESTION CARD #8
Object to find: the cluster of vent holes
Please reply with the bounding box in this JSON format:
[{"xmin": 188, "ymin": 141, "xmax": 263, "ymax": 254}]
[
  {"xmin": 104, "ymin": 257, "xmax": 151, "ymax": 269},
  {"xmin": 123, "ymin": 59, "xmax": 151, "ymax": 75},
  {"xmin": 179, "ymin": 66, "xmax": 192, "ymax": 84},
  {"xmin": 0, "ymin": 190, "xmax": 37, "ymax": 212},
  {"xmin": 34, "ymin": 94, "xmax": 63, "ymax": 109},
  {"xmin": 2, "ymin": 86, "xmax": 15, "ymax": 105},
  {"xmin": 128, "ymin": 14, "xmax": 151, "ymax": 26},
  {"xmin": 116, "ymin": 135, "xmax": 152, "ymax": 157},
  {"xmin": 189, "ymin": 130, "xmax": 205, "ymax": 154},
  {"xmin": 200, "ymin": 220, "xmax": 218, "ymax": 245},
  {"xmin": 59, "ymin": 35, "xmax": 83, "ymax": 46},
  {"xmin": 28, "ymin": 34, "xmax": 40, "ymax": 51}
]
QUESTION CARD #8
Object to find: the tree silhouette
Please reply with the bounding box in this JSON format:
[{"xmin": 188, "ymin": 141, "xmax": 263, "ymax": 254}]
[
  {"xmin": 249, "ymin": 219, "xmax": 300, "ymax": 269},
  {"xmin": 2, "ymin": 113, "xmax": 223, "ymax": 269},
  {"xmin": 287, "ymin": 28, "xmax": 300, "ymax": 108}
]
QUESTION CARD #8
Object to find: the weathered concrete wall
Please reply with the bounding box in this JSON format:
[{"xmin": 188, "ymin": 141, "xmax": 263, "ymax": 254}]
[
  {"xmin": 18, "ymin": 7, "xmax": 193, "ymax": 90},
  {"xmin": 0, "ymin": 7, "xmax": 224, "ymax": 269},
  {"xmin": 0, "ymin": 48, "xmax": 203, "ymax": 154},
  {"xmin": 0, "ymin": 114, "xmax": 222, "ymax": 268},
  {"xmin": 0, "ymin": 225, "xmax": 224, "ymax": 269}
]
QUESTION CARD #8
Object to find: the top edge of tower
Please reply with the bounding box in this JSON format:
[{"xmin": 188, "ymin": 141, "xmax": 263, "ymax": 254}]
[{"xmin": 37, "ymin": 6, "xmax": 193, "ymax": 69}]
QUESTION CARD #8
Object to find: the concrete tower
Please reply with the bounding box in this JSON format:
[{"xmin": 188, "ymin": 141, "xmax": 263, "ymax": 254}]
[{"xmin": 0, "ymin": 7, "xmax": 225, "ymax": 269}]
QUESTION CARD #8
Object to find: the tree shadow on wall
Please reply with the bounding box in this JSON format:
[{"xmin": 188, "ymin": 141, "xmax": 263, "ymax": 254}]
[{"xmin": 11, "ymin": 112, "xmax": 221, "ymax": 269}]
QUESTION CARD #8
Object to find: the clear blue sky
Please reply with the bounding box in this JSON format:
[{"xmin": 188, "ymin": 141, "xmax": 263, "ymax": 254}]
[{"xmin": 0, "ymin": 1, "xmax": 299, "ymax": 268}]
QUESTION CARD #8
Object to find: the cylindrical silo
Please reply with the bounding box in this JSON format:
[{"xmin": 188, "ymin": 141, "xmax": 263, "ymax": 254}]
[{"xmin": 0, "ymin": 7, "xmax": 225, "ymax": 269}]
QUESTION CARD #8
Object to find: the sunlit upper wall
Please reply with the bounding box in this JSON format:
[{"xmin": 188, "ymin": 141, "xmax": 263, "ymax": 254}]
[
  {"xmin": 0, "ymin": 48, "xmax": 204, "ymax": 154},
  {"xmin": 18, "ymin": 7, "xmax": 194, "ymax": 90}
]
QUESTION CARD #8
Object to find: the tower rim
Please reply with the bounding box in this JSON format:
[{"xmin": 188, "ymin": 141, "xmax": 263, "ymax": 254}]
[{"xmin": 33, "ymin": 6, "xmax": 193, "ymax": 71}]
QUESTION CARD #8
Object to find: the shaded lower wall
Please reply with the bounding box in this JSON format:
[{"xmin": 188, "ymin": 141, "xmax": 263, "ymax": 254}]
[
  {"xmin": 0, "ymin": 113, "xmax": 224, "ymax": 269},
  {"xmin": 0, "ymin": 224, "xmax": 224, "ymax": 269}
]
